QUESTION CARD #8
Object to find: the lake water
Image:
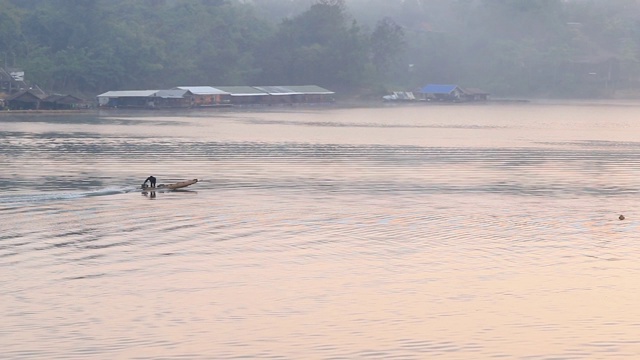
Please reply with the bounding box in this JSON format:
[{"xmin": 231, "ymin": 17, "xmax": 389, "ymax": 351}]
[{"xmin": 2, "ymin": 103, "xmax": 640, "ymax": 359}]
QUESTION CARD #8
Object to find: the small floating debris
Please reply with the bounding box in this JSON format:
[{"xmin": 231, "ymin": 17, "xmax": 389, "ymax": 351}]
[{"xmin": 619, "ymin": 215, "xmax": 625, "ymax": 220}]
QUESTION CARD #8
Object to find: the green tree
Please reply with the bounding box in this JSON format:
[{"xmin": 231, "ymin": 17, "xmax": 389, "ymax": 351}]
[
  {"xmin": 371, "ymin": 17, "xmax": 405, "ymax": 83},
  {"xmin": 0, "ymin": 1, "xmax": 22, "ymax": 68},
  {"xmin": 257, "ymin": 0, "xmax": 369, "ymax": 88}
]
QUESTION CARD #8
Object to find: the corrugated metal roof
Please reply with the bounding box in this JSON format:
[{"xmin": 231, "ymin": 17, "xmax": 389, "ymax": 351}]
[
  {"xmin": 174, "ymin": 86, "xmax": 229, "ymax": 95},
  {"xmin": 461, "ymin": 87, "xmax": 489, "ymax": 95},
  {"xmin": 214, "ymin": 86, "xmax": 269, "ymax": 96},
  {"xmin": 7, "ymin": 89, "xmax": 43, "ymax": 101},
  {"xmin": 43, "ymin": 94, "xmax": 84, "ymax": 104},
  {"xmin": 284, "ymin": 85, "xmax": 335, "ymax": 94},
  {"xmin": 419, "ymin": 84, "xmax": 459, "ymax": 94},
  {"xmin": 97, "ymin": 90, "xmax": 158, "ymax": 98},
  {"xmin": 155, "ymin": 89, "xmax": 190, "ymax": 99},
  {"xmin": 253, "ymin": 86, "xmax": 301, "ymax": 95},
  {"xmin": 43, "ymin": 94, "xmax": 65, "ymax": 102}
]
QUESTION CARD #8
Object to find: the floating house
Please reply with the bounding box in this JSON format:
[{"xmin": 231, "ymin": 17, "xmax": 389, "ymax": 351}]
[
  {"xmin": 97, "ymin": 85, "xmax": 336, "ymax": 108},
  {"xmin": 418, "ymin": 84, "xmax": 489, "ymax": 102},
  {"xmin": 97, "ymin": 90, "xmax": 158, "ymax": 108},
  {"xmin": 154, "ymin": 89, "xmax": 194, "ymax": 108},
  {"xmin": 216, "ymin": 85, "xmax": 334, "ymax": 105},
  {"xmin": 253, "ymin": 86, "xmax": 301, "ymax": 104},
  {"xmin": 214, "ymin": 86, "xmax": 270, "ymax": 105},
  {"xmin": 174, "ymin": 86, "xmax": 230, "ymax": 107},
  {"xmin": 97, "ymin": 89, "xmax": 194, "ymax": 108},
  {"xmin": 418, "ymin": 84, "xmax": 464, "ymax": 102},
  {"xmin": 285, "ymin": 85, "xmax": 335, "ymax": 103}
]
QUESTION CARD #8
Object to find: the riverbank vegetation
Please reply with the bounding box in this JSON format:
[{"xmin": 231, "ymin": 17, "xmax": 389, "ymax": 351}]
[{"xmin": 1, "ymin": 0, "xmax": 639, "ymax": 99}]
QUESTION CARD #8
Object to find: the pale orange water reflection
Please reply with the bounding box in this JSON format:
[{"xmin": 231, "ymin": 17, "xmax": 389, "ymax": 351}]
[{"xmin": 2, "ymin": 104, "xmax": 640, "ymax": 359}]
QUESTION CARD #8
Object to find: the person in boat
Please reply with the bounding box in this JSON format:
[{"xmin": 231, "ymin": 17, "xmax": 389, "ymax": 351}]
[{"xmin": 142, "ymin": 175, "xmax": 157, "ymax": 188}]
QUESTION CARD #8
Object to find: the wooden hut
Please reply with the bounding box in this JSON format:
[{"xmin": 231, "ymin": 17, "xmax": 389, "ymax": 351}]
[
  {"xmin": 6, "ymin": 89, "xmax": 43, "ymax": 110},
  {"xmin": 41, "ymin": 94, "xmax": 86, "ymax": 110}
]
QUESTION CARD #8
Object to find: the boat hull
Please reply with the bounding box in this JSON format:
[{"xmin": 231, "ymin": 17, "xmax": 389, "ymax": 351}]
[{"xmin": 142, "ymin": 179, "xmax": 198, "ymax": 191}]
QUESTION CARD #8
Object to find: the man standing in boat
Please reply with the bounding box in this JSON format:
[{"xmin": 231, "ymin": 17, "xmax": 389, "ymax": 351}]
[{"xmin": 142, "ymin": 175, "xmax": 156, "ymax": 188}]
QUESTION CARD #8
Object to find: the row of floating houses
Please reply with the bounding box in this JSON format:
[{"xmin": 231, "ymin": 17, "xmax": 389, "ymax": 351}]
[
  {"xmin": 97, "ymin": 85, "xmax": 336, "ymax": 109},
  {"xmin": 97, "ymin": 83, "xmax": 488, "ymax": 109},
  {"xmin": 0, "ymin": 84, "xmax": 335, "ymax": 110},
  {"xmin": 383, "ymin": 84, "xmax": 490, "ymax": 103},
  {"xmin": 1, "ymin": 83, "xmax": 489, "ymax": 111}
]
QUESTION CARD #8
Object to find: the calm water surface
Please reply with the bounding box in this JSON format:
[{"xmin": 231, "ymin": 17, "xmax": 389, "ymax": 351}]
[{"xmin": 2, "ymin": 104, "xmax": 640, "ymax": 359}]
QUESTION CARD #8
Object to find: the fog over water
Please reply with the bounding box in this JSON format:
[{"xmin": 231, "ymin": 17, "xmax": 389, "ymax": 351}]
[
  {"xmin": 2, "ymin": 104, "xmax": 640, "ymax": 359},
  {"xmin": 4, "ymin": 1, "xmax": 638, "ymax": 99}
]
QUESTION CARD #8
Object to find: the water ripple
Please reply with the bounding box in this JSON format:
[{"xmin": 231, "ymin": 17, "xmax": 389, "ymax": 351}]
[{"xmin": 3, "ymin": 107, "xmax": 640, "ymax": 359}]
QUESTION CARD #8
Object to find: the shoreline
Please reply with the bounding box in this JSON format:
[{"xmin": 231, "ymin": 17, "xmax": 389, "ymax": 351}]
[
  {"xmin": 0, "ymin": 109, "xmax": 94, "ymax": 115},
  {"xmin": 4, "ymin": 97, "xmax": 640, "ymax": 116}
]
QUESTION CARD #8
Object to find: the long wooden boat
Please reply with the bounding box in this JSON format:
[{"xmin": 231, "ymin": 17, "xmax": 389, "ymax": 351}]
[{"xmin": 142, "ymin": 179, "xmax": 198, "ymax": 191}]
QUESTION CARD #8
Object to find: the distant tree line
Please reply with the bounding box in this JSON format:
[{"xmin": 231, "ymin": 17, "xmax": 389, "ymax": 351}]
[{"xmin": 1, "ymin": 0, "xmax": 639, "ymax": 98}]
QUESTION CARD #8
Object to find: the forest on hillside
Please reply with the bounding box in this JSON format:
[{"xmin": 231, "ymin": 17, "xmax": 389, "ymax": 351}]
[{"xmin": 2, "ymin": 0, "xmax": 640, "ymax": 98}]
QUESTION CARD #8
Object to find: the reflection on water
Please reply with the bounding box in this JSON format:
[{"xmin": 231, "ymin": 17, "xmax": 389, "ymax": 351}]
[{"xmin": 2, "ymin": 104, "xmax": 640, "ymax": 359}]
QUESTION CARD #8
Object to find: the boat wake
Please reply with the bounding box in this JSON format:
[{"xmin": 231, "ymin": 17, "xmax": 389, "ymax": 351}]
[{"xmin": 0, "ymin": 186, "xmax": 139, "ymax": 206}]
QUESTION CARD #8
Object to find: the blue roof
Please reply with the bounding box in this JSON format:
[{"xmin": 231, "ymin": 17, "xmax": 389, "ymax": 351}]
[{"xmin": 420, "ymin": 84, "xmax": 459, "ymax": 94}]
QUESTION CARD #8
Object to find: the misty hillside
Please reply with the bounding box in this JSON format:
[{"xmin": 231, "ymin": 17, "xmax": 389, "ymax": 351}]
[{"xmin": 1, "ymin": 0, "xmax": 639, "ymax": 98}]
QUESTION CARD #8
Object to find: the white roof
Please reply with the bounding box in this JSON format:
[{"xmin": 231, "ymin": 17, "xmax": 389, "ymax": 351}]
[
  {"xmin": 174, "ymin": 86, "xmax": 229, "ymax": 95},
  {"xmin": 229, "ymin": 93, "xmax": 270, "ymax": 97},
  {"xmin": 97, "ymin": 90, "xmax": 158, "ymax": 98},
  {"xmin": 252, "ymin": 86, "xmax": 301, "ymax": 95}
]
